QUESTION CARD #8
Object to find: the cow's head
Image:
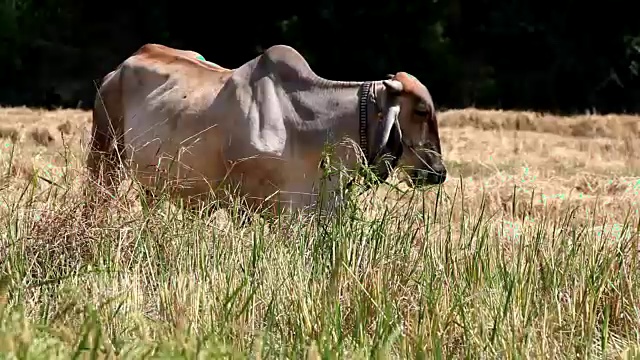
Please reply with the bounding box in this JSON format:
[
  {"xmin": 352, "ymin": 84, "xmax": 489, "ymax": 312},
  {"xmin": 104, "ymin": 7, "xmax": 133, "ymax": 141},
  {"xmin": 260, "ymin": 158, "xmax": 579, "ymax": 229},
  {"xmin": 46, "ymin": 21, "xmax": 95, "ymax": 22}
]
[{"xmin": 369, "ymin": 72, "xmax": 446, "ymax": 187}]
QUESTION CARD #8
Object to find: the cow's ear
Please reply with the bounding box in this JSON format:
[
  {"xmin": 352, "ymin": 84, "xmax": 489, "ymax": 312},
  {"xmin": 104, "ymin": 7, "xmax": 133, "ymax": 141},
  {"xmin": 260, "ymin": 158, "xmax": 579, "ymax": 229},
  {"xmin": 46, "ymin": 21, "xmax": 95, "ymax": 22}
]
[{"xmin": 383, "ymin": 79, "xmax": 403, "ymax": 94}]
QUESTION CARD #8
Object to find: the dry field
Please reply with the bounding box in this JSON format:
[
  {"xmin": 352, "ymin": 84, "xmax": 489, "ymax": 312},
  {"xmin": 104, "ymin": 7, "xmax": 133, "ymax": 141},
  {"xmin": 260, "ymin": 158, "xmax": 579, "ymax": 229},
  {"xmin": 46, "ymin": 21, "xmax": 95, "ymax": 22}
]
[{"xmin": 0, "ymin": 106, "xmax": 639, "ymax": 358}]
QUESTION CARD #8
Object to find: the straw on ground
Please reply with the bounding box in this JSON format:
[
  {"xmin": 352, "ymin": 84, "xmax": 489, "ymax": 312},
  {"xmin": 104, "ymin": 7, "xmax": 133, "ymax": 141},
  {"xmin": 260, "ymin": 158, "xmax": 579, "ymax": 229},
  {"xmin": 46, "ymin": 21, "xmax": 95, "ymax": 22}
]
[{"xmin": 0, "ymin": 106, "xmax": 639, "ymax": 358}]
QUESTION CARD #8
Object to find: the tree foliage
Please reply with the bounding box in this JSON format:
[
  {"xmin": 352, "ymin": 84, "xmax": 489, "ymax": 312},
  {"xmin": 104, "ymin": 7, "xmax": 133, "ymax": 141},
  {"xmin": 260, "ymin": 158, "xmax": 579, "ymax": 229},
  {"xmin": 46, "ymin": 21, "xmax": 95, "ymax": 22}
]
[{"xmin": 1, "ymin": 0, "xmax": 639, "ymax": 114}]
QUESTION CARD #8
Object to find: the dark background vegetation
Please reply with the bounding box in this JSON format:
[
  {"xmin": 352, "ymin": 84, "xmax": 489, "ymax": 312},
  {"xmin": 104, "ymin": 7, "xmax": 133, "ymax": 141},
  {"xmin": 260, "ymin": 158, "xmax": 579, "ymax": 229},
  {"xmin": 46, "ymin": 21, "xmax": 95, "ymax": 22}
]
[{"xmin": 2, "ymin": 0, "xmax": 640, "ymax": 114}]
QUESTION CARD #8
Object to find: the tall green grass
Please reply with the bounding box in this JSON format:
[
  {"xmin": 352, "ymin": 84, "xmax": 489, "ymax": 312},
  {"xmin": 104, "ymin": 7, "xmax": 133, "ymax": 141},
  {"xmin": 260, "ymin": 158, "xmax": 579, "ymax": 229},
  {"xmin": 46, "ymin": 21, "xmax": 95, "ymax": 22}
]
[{"xmin": 0, "ymin": 148, "xmax": 639, "ymax": 359}]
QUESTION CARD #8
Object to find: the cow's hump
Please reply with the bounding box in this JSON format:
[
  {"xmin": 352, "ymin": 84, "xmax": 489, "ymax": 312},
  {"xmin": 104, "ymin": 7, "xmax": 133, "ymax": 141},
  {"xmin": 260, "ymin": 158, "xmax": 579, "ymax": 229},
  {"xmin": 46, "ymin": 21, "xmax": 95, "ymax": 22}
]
[{"xmin": 261, "ymin": 45, "xmax": 319, "ymax": 83}]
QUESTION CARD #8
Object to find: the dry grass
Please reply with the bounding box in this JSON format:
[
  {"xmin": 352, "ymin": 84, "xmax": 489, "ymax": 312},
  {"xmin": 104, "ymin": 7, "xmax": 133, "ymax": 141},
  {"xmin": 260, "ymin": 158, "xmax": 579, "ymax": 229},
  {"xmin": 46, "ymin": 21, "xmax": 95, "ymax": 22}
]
[{"xmin": 0, "ymin": 106, "xmax": 639, "ymax": 358}]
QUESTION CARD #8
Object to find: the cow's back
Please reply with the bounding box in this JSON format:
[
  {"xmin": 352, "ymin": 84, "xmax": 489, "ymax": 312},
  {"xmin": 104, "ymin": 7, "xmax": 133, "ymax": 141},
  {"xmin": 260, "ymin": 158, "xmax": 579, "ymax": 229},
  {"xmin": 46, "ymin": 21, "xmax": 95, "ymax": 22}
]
[{"xmin": 119, "ymin": 43, "xmax": 233, "ymax": 147}]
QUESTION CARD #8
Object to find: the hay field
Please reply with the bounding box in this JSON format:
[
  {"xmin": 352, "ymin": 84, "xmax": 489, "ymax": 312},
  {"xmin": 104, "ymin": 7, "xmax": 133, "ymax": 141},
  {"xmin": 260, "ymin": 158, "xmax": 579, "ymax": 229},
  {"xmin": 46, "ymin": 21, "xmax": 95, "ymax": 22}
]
[{"xmin": 0, "ymin": 106, "xmax": 639, "ymax": 358}]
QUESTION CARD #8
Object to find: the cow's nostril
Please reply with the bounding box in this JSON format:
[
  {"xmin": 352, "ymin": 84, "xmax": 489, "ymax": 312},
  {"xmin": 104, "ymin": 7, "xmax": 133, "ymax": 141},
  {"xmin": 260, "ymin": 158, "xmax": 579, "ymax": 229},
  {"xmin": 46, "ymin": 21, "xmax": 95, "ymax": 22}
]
[{"xmin": 427, "ymin": 171, "xmax": 446, "ymax": 184}]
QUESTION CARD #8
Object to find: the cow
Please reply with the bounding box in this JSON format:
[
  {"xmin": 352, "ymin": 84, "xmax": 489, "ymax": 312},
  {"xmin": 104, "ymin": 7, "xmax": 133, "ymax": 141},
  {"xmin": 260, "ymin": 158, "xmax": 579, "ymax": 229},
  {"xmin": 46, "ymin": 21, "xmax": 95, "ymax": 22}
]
[{"xmin": 86, "ymin": 43, "xmax": 446, "ymax": 216}]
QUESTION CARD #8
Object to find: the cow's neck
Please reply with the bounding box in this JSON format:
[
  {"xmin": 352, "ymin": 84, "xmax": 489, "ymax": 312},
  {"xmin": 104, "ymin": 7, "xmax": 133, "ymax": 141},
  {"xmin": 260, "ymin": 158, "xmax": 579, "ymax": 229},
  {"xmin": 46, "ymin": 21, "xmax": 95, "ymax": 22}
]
[{"xmin": 293, "ymin": 79, "xmax": 380, "ymax": 164}]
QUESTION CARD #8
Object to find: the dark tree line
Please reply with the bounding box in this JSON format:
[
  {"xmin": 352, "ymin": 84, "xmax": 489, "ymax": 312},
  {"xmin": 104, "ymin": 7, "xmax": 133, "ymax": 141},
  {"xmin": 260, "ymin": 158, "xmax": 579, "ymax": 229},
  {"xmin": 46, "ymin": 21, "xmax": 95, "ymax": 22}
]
[{"xmin": 2, "ymin": 0, "xmax": 639, "ymax": 115}]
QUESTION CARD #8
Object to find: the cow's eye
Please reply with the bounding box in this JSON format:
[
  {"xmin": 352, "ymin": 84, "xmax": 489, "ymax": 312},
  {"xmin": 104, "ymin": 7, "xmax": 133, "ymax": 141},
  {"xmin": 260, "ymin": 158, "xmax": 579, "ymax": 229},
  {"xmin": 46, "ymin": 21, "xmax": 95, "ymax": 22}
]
[{"xmin": 414, "ymin": 102, "xmax": 428, "ymax": 116}]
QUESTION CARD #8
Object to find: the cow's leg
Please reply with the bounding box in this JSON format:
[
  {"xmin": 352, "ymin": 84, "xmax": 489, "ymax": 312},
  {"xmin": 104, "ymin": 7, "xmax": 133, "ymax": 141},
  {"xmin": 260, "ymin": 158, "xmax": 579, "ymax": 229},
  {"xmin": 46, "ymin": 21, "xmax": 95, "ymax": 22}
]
[
  {"xmin": 310, "ymin": 172, "xmax": 354, "ymax": 219},
  {"xmin": 142, "ymin": 188, "xmax": 157, "ymax": 209}
]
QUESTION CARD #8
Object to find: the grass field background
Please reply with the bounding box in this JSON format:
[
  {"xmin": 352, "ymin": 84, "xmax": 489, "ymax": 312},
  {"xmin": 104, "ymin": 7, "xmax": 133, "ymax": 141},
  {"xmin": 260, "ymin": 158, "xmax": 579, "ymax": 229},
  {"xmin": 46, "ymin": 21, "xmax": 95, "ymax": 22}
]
[{"xmin": 0, "ymin": 106, "xmax": 639, "ymax": 358}]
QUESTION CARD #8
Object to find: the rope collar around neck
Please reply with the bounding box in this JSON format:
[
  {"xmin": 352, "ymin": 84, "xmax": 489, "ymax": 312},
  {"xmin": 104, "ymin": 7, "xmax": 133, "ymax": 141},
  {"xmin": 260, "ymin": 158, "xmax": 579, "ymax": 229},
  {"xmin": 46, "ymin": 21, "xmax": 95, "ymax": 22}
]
[{"xmin": 358, "ymin": 81, "xmax": 373, "ymax": 163}]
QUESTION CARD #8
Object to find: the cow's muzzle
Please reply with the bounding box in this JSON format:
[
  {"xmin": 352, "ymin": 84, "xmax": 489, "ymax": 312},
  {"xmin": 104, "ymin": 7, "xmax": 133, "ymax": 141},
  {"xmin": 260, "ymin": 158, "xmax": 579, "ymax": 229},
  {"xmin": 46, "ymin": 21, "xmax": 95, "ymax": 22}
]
[
  {"xmin": 409, "ymin": 166, "xmax": 447, "ymax": 186},
  {"xmin": 405, "ymin": 145, "xmax": 447, "ymax": 186}
]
